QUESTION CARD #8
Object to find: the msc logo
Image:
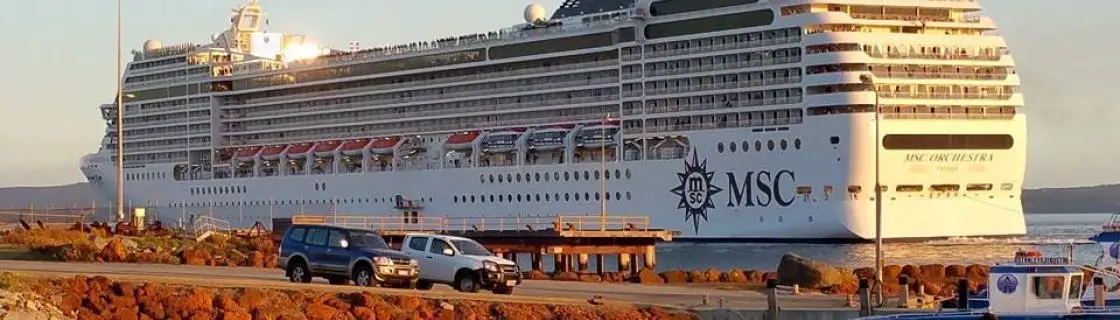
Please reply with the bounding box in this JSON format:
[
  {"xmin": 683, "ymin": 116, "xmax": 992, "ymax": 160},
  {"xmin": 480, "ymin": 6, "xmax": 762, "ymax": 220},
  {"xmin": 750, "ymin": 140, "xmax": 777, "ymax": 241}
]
[{"xmin": 670, "ymin": 150, "xmax": 722, "ymax": 235}]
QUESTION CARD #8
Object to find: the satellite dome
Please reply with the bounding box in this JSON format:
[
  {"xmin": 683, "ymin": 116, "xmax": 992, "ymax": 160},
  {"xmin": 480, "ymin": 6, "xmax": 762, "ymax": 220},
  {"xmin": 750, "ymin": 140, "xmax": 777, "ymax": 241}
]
[
  {"xmin": 524, "ymin": 3, "xmax": 547, "ymax": 24},
  {"xmin": 636, "ymin": 0, "xmax": 654, "ymax": 15},
  {"xmin": 143, "ymin": 39, "xmax": 162, "ymax": 52}
]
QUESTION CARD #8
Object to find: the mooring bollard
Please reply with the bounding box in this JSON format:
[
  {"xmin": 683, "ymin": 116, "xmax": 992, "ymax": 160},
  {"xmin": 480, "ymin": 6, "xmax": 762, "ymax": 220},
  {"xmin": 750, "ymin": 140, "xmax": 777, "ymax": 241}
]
[
  {"xmin": 859, "ymin": 278, "xmax": 871, "ymax": 316},
  {"xmin": 766, "ymin": 278, "xmax": 780, "ymax": 320},
  {"xmin": 957, "ymin": 279, "xmax": 969, "ymax": 310},
  {"xmin": 898, "ymin": 275, "xmax": 910, "ymax": 308},
  {"xmin": 1095, "ymin": 277, "xmax": 1105, "ymax": 307}
]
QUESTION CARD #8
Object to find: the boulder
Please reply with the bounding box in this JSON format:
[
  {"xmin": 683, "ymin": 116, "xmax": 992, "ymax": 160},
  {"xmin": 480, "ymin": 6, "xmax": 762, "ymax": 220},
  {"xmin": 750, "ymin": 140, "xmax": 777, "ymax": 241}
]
[
  {"xmin": 945, "ymin": 264, "xmax": 967, "ymax": 278},
  {"xmin": 551, "ymin": 272, "xmax": 579, "ymax": 281},
  {"xmin": 99, "ymin": 238, "xmax": 128, "ymax": 262},
  {"xmin": 687, "ymin": 270, "xmax": 708, "ymax": 283},
  {"xmin": 577, "ymin": 273, "xmax": 602, "ymax": 283},
  {"xmin": 635, "ymin": 268, "xmax": 663, "ymax": 285},
  {"xmin": 703, "ymin": 268, "xmax": 722, "ymax": 283},
  {"xmin": 776, "ymin": 253, "xmax": 845, "ymax": 289},
  {"xmin": 600, "ymin": 272, "xmax": 625, "ymax": 283},
  {"xmin": 523, "ymin": 270, "xmax": 550, "ymax": 280},
  {"xmin": 720, "ymin": 269, "xmax": 747, "ymax": 283},
  {"xmin": 742, "ymin": 270, "xmax": 764, "ymax": 283},
  {"xmin": 660, "ymin": 270, "xmax": 688, "ymax": 284}
]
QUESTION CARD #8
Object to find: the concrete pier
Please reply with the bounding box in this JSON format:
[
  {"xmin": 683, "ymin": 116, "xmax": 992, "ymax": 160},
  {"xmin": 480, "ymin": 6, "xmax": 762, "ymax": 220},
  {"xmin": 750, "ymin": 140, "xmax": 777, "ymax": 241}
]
[{"xmin": 280, "ymin": 215, "xmax": 678, "ymax": 274}]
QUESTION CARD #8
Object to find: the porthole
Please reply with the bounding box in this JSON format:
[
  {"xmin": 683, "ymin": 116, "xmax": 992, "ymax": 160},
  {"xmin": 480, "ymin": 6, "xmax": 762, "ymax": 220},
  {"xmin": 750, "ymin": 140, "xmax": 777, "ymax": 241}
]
[
  {"xmin": 717, "ymin": 143, "xmax": 725, "ymax": 153},
  {"xmin": 516, "ymin": 174, "xmax": 522, "ymax": 183},
  {"xmin": 615, "ymin": 192, "xmax": 621, "ymax": 200},
  {"xmin": 767, "ymin": 140, "xmax": 775, "ymax": 151},
  {"xmin": 535, "ymin": 194, "xmax": 541, "ymax": 202},
  {"xmin": 535, "ymin": 173, "xmax": 541, "ymax": 182},
  {"xmin": 565, "ymin": 172, "xmax": 571, "ymax": 181},
  {"xmin": 625, "ymin": 169, "xmax": 632, "ymax": 179},
  {"xmin": 565, "ymin": 193, "xmax": 571, "ymax": 201},
  {"xmin": 506, "ymin": 195, "xmax": 512, "ymax": 202},
  {"xmin": 554, "ymin": 193, "xmax": 560, "ymax": 201},
  {"xmin": 525, "ymin": 173, "xmax": 531, "ymax": 182},
  {"xmin": 795, "ymin": 138, "xmax": 802, "ymax": 149},
  {"xmin": 470, "ymin": 195, "xmax": 476, "ymax": 203},
  {"xmin": 605, "ymin": 192, "xmax": 611, "ymax": 200},
  {"xmin": 554, "ymin": 172, "xmax": 560, "ymax": 181},
  {"xmin": 614, "ymin": 169, "xmax": 621, "ymax": 179},
  {"xmin": 594, "ymin": 170, "xmax": 601, "ymax": 180},
  {"xmin": 729, "ymin": 142, "xmax": 737, "ymax": 152},
  {"xmin": 583, "ymin": 171, "xmax": 590, "ymax": 180},
  {"xmin": 626, "ymin": 191, "xmax": 632, "ymax": 200},
  {"xmin": 489, "ymin": 195, "xmax": 495, "ymax": 202},
  {"xmin": 585, "ymin": 192, "xmax": 591, "ymax": 201},
  {"xmin": 498, "ymin": 174, "xmax": 504, "ymax": 183},
  {"xmin": 545, "ymin": 194, "xmax": 551, "ymax": 201},
  {"xmin": 489, "ymin": 175, "xmax": 495, "ymax": 183},
  {"xmin": 506, "ymin": 174, "xmax": 512, "ymax": 182},
  {"xmin": 517, "ymin": 194, "xmax": 522, "ymax": 202},
  {"xmin": 595, "ymin": 193, "xmax": 601, "ymax": 201},
  {"xmin": 755, "ymin": 141, "xmax": 762, "ymax": 151},
  {"xmin": 780, "ymin": 139, "xmax": 788, "ymax": 150},
  {"xmin": 742, "ymin": 141, "xmax": 750, "ymax": 152}
]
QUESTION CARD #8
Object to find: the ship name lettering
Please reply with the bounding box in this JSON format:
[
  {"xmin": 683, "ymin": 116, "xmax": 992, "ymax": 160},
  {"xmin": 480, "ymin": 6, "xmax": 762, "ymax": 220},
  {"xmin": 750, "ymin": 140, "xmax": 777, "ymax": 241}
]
[
  {"xmin": 725, "ymin": 170, "xmax": 795, "ymax": 208},
  {"xmin": 904, "ymin": 153, "xmax": 994, "ymax": 163}
]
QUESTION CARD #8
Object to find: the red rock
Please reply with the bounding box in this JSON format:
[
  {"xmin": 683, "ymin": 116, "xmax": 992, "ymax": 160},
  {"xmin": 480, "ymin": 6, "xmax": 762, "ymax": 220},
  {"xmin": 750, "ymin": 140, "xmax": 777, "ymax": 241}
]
[
  {"xmin": 703, "ymin": 268, "xmax": 722, "ymax": 282},
  {"xmin": 687, "ymin": 270, "xmax": 707, "ymax": 283},
  {"xmin": 220, "ymin": 311, "xmax": 252, "ymax": 320},
  {"xmin": 945, "ymin": 265, "xmax": 967, "ymax": 278},
  {"xmin": 578, "ymin": 273, "xmax": 602, "ymax": 282},
  {"xmin": 920, "ymin": 264, "xmax": 946, "ymax": 280},
  {"xmin": 636, "ymin": 268, "xmax": 664, "ymax": 285},
  {"xmin": 524, "ymin": 270, "xmax": 550, "ymax": 280},
  {"xmin": 660, "ymin": 270, "xmax": 688, "ymax": 284},
  {"xmin": 720, "ymin": 269, "xmax": 747, "ymax": 283},
  {"xmin": 552, "ymin": 271, "xmax": 579, "ymax": 281}
]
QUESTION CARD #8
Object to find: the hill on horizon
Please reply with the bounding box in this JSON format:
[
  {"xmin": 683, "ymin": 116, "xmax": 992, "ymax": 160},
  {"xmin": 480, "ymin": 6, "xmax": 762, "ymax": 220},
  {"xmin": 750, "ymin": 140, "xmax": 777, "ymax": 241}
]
[{"xmin": 0, "ymin": 182, "xmax": 1116, "ymax": 213}]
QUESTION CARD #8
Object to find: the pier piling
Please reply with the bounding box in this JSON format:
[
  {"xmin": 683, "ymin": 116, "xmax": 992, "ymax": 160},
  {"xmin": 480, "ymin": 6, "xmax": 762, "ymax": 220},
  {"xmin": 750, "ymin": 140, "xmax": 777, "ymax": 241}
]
[
  {"xmin": 858, "ymin": 278, "xmax": 871, "ymax": 316},
  {"xmin": 766, "ymin": 278, "xmax": 780, "ymax": 320}
]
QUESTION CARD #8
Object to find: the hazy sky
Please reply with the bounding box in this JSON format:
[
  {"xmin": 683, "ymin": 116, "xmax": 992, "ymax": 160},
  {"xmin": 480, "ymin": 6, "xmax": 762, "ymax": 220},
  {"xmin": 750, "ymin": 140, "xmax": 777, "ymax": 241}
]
[{"xmin": 0, "ymin": 0, "xmax": 1115, "ymax": 188}]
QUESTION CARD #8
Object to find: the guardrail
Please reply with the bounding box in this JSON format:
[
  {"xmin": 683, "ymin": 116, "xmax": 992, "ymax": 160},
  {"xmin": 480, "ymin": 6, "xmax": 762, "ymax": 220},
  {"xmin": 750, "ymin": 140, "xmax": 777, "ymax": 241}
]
[{"xmin": 289, "ymin": 214, "xmax": 652, "ymax": 233}]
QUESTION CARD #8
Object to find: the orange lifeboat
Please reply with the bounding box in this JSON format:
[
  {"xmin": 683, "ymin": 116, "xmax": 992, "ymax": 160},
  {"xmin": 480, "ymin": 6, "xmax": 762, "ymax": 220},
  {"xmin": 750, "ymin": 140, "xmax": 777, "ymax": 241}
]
[
  {"xmin": 285, "ymin": 142, "xmax": 314, "ymax": 159},
  {"xmin": 216, "ymin": 148, "xmax": 237, "ymax": 163},
  {"xmin": 370, "ymin": 136, "xmax": 402, "ymax": 154},
  {"xmin": 234, "ymin": 146, "xmax": 263, "ymax": 162},
  {"xmin": 1014, "ymin": 248, "xmax": 1043, "ymax": 258},
  {"xmin": 313, "ymin": 140, "xmax": 342, "ymax": 157},
  {"xmin": 445, "ymin": 131, "xmax": 480, "ymax": 150},
  {"xmin": 340, "ymin": 138, "xmax": 371, "ymax": 156},
  {"xmin": 258, "ymin": 144, "xmax": 287, "ymax": 161}
]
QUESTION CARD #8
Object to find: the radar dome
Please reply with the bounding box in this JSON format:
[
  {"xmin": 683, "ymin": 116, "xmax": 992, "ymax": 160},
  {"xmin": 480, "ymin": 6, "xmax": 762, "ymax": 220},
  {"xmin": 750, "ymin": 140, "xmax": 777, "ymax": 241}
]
[
  {"xmin": 143, "ymin": 39, "xmax": 162, "ymax": 52},
  {"xmin": 524, "ymin": 3, "xmax": 547, "ymax": 24}
]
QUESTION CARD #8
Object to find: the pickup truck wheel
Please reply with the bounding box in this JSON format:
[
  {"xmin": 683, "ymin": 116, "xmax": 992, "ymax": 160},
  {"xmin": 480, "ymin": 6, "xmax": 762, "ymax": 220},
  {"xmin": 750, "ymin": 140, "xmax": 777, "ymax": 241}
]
[
  {"xmin": 415, "ymin": 280, "xmax": 434, "ymax": 291},
  {"xmin": 492, "ymin": 285, "xmax": 514, "ymax": 295},
  {"xmin": 288, "ymin": 261, "xmax": 312, "ymax": 283},
  {"xmin": 455, "ymin": 273, "xmax": 480, "ymax": 293},
  {"xmin": 353, "ymin": 265, "xmax": 376, "ymax": 287}
]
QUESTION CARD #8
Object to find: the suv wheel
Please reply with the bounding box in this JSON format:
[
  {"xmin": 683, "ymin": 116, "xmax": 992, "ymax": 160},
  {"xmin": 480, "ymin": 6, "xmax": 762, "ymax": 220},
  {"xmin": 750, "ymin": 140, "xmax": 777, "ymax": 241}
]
[
  {"xmin": 288, "ymin": 261, "xmax": 311, "ymax": 283},
  {"xmin": 353, "ymin": 265, "xmax": 376, "ymax": 287},
  {"xmin": 455, "ymin": 273, "xmax": 480, "ymax": 293}
]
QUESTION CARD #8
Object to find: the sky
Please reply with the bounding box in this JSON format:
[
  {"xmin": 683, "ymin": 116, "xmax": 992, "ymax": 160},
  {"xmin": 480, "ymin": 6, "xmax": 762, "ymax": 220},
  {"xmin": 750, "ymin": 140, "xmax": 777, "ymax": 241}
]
[{"xmin": 0, "ymin": 0, "xmax": 1115, "ymax": 188}]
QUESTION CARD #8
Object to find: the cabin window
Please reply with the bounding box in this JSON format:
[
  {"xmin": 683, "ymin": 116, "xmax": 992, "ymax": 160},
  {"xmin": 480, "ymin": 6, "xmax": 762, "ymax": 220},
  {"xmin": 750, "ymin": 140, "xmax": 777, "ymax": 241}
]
[
  {"xmin": 1068, "ymin": 275, "xmax": 1083, "ymax": 300},
  {"xmin": 1032, "ymin": 276, "xmax": 1067, "ymax": 300}
]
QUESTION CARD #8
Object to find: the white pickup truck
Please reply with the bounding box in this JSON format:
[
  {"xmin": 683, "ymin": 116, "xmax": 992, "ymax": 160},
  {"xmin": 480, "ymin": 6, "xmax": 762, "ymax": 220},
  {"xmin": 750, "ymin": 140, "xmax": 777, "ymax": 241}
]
[{"xmin": 399, "ymin": 233, "xmax": 521, "ymax": 294}]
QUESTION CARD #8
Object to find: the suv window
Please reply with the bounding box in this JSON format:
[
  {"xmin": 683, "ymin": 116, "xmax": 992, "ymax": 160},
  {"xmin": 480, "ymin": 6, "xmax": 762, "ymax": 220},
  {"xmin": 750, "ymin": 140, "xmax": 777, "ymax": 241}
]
[
  {"xmin": 407, "ymin": 237, "xmax": 429, "ymax": 251},
  {"xmin": 305, "ymin": 228, "xmax": 328, "ymax": 246},
  {"xmin": 327, "ymin": 229, "xmax": 347, "ymax": 248},
  {"xmin": 287, "ymin": 227, "xmax": 307, "ymax": 243},
  {"xmin": 429, "ymin": 239, "xmax": 452, "ymax": 255}
]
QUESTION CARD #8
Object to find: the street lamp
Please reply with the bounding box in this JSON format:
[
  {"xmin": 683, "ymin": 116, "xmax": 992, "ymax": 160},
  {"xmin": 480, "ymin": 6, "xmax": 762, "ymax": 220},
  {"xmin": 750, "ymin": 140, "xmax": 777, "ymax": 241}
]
[
  {"xmin": 859, "ymin": 74, "xmax": 883, "ymax": 306},
  {"xmin": 115, "ymin": 0, "xmax": 125, "ymax": 223}
]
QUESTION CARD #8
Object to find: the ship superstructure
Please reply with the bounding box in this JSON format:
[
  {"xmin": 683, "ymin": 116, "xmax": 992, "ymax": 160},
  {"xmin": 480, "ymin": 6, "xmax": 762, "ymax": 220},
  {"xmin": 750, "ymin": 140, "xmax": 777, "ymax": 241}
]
[{"xmin": 82, "ymin": 0, "xmax": 1027, "ymax": 242}]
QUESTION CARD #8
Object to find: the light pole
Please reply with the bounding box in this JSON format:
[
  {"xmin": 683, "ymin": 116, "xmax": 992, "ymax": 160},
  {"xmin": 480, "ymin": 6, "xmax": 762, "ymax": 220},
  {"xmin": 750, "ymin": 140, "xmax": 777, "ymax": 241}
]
[
  {"xmin": 115, "ymin": 0, "xmax": 125, "ymax": 223},
  {"xmin": 860, "ymin": 74, "xmax": 883, "ymax": 306}
]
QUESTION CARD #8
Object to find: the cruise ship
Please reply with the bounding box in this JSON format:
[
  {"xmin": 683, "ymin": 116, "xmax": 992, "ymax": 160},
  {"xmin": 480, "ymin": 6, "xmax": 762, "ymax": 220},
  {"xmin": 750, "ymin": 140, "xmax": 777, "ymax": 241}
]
[{"xmin": 80, "ymin": 0, "xmax": 1027, "ymax": 242}]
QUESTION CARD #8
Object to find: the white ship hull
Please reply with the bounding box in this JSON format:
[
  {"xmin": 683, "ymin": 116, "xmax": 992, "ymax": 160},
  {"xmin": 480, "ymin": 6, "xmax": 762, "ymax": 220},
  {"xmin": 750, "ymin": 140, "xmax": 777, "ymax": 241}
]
[{"xmin": 82, "ymin": 112, "xmax": 1027, "ymax": 241}]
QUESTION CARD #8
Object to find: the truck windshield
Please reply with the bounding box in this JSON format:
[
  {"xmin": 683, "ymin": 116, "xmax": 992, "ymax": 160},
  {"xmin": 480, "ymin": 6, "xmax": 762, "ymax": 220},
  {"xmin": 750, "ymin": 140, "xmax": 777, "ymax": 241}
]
[
  {"xmin": 350, "ymin": 232, "xmax": 389, "ymax": 249},
  {"xmin": 451, "ymin": 239, "xmax": 491, "ymax": 256}
]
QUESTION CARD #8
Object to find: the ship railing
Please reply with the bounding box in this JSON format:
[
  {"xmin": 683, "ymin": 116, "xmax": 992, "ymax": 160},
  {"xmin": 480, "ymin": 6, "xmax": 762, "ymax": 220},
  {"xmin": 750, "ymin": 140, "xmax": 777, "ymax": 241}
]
[
  {"xmin": 0, "ymin": 211, "xmax": 90, "ymax": 231},
  {"xmin": 290, "ymin": 214, "xmax": 652, "ymax": 233},
  {"xmin": 188, "ymin": 214, "xmax": 232, "ymax": 238}
]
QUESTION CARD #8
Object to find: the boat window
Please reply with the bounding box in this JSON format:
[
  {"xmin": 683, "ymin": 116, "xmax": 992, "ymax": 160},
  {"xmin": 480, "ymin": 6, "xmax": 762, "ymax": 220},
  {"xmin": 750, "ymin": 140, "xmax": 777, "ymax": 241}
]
[
  {"xmin": 1032, "ymin": 276, "xmax": 1067, "ymax": 300},
  {"xmin": 1069, "ymin": 275, "xmax": 1083, "ymax": 299}
]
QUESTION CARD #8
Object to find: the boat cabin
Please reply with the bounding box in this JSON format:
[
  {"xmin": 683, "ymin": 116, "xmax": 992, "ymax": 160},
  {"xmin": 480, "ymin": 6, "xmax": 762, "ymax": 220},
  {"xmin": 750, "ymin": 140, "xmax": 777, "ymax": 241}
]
[{"xmin": 986, "ymin": 256, "xmax": 1084, "ymax": 314}]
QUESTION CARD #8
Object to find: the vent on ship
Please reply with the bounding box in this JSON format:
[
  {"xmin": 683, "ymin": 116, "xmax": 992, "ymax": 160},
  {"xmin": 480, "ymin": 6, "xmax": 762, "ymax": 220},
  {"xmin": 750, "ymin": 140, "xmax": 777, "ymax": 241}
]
[{"xmin": 551, "ymin": 0, "xmax": 635, "ymax": 19}]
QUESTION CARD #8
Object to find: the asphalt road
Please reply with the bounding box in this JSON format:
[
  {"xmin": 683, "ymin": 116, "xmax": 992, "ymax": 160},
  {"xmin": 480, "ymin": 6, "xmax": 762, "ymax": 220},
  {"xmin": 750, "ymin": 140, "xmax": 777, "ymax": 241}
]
[{"xmin": 0, "ymin": 260, "xmax": 846, "ymax": 309}]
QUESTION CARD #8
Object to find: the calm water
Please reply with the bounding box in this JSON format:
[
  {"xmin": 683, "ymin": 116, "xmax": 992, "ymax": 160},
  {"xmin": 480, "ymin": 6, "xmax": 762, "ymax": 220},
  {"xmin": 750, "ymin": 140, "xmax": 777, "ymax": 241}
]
[{"xmin": 648, "ymin": 213, "xmax": 1111, "ymax": 271}]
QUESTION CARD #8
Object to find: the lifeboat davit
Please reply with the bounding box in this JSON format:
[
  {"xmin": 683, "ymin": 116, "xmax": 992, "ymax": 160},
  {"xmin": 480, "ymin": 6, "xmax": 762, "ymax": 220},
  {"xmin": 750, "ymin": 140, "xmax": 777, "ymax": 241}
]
[
  {"xmin": 340, "ymin": 138, "xmax": 371, "ymax": 156},
  {"xmin": 258, "ymin": 144, "xmax": 287, "ymax": 161},
  {"xmin": 445, "ymin": 131, "xmax": 480, "ymax": 151},
  {"xmin": 313, "ymin": 140, "xmax": 341, "ymax": 157},
  {"xmin": 370, "ymin": 136, "xmax": 402, "ymax": 154},
  {"xmin": 285, "ymin": 142, "xmax": 314, "ymax": 159},
  {"xmin": 234, "ymin": 146, "xmax": 263, "ymax": 162}
]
